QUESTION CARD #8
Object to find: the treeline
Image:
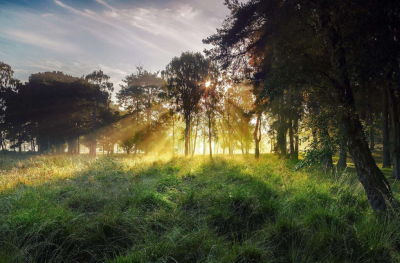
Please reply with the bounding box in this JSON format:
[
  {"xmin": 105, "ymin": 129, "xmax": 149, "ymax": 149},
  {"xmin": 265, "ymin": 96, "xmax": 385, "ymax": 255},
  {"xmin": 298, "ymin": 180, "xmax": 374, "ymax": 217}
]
[{"xmin": 0, "ymin": 52, "xmax": 258, "ymax": 157}]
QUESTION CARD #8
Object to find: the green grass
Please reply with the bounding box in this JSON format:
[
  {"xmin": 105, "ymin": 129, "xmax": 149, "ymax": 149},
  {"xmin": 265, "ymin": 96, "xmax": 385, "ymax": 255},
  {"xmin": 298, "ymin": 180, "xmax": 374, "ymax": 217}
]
[{"xmin": 1, "ymin": 153, "xmax": 400, "ymax": 262}]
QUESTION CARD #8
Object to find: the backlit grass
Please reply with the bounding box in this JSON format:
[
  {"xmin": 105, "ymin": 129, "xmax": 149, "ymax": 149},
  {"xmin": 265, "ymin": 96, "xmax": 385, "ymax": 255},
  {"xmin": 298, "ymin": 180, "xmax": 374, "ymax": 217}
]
[{"xmin": 1, "ymin": 154, "xmax": 400, "ymax": 262}]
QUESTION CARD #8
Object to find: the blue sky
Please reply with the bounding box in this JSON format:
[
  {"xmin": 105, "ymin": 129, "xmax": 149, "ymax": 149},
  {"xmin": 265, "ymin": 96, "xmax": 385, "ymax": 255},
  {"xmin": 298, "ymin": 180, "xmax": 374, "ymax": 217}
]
[{"xmin": 0, "ymin": 0, "xmax": 230, "ymax": 94}]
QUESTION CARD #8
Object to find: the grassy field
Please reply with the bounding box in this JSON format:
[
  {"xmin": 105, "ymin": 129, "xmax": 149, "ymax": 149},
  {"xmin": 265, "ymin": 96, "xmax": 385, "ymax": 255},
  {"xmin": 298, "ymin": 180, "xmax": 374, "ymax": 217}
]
[{"xmin": 1, "ymin": 153, "xmax": 400, "ymax": 262}]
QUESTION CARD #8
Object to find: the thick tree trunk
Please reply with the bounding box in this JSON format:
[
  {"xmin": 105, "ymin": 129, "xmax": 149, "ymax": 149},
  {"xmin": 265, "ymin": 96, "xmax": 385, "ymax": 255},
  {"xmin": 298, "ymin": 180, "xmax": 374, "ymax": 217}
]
[
  {"xmin": 317, "ymin": 7, "xmax": 395, "ymax": 212},
  {"xmin": 255, "ymin": 140, "xmax": 260, "ymax": 159},
  {"xmin": 254, "ymin": 112, "xmax": 262, "ymax": 159},
  {"xmin": 343, "ymin": 110, "xmax": 395, "ymax": 212},
  {"xmin": 382, "ymin": 90, "xmax": 391, "ymax": 168}
]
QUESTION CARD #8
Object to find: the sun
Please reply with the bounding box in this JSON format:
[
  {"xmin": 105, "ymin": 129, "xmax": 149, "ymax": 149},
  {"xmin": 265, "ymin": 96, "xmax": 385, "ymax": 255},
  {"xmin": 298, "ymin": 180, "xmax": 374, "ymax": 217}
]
[{"xmin": 205, "ymin": 81, "xmax": 211, "ymax": 88}]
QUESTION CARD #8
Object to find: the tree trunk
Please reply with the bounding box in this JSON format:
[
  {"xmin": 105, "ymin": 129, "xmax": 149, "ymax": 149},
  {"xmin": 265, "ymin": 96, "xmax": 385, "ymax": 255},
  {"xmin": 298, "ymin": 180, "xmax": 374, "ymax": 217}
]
[
  {"xmin": 317, "ymin": 7, "xmax": 395, "ymax": 212},
  {"xmin": 293, "ymin": 116, "xmax": 299, "ymax": 161},
  {"xmin": 369, "ymin": 113, "xmax": 375, "ymax": 152},
  {"xmin": 255, "ymin": 140, "xmax": 260, "ymax": 159},
  {"xmin": 319, "ymin": 128, "xmax": 333, "ymax": 170},
  {"xmin": 288, "ymin": 117, "xmax": 295, "ymax": 160},
  {"xmin": 93, "ymin": 98, "xmax": 97, "ymax": 157},
  {"xmin": 209, "ymin": 116, "xmax": 212, "ymax": 158},
  {"xmin": 203, "ymin": 127, "xmax": 206, "ymax": 155},
  {"xmin": 337, "ymin": 124, "xmax": 347, "ymax": 169},
  {"xmin": 388, "ymin": 87, "xmax": 400, "ymax": 179},
  {"xmin": 240, "ymin": 136, "xmax": 244, "ymax": 155},
  {"xmin": 171, "ymin": 118, "xmax": 175, "ymax": 156},
  {"xmin": 18, "ymin": 134, "xmax": 22, "ymax": 154},
  {"xmin": 343, "ymin": 110, "xmax": 395, "ymax": 212},
  {"xmin": 382, "ymin": 90, "xmax": 391, "ymax": 168},
  {"xmin": 277, "ymin": 116, "xmax": 286, "ymax": 156},
  {"xmin": 337, "ymin": 137, "xmax": 347, "ymax": 169},
  {"xmin": 184, "ymin": 114, "xmax": 190, "ymax": 156},
  {"xmin": 192, "ymin": 118, "xmax": 199, "ymax": 157},
  {"xmin": 254, "ymin": 112, "xmax": 262, "ymax": 159},
  {"xmin": 68, "ymin": 138, "xmax": 77, "ymax": 155}
]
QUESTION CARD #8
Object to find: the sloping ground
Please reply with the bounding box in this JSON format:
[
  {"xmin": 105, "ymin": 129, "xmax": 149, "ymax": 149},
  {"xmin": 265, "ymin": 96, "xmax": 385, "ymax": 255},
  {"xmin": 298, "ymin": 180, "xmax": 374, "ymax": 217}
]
[{"xmin": 0, "ymin": 154, "xmax": 400, "ymax": 263}]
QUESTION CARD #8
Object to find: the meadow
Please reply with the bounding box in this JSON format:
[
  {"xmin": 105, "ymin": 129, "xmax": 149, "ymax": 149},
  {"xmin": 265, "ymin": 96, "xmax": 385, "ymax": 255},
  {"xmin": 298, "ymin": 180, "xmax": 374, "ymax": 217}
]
[{"xmin": 1, "ymin": 153, "xmax": 400, "ymax": 263}]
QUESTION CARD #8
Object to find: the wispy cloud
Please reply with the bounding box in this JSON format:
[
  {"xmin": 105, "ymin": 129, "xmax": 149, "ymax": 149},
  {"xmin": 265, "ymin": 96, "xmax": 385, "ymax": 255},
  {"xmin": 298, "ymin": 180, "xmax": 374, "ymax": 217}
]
[
  {"xmin": 95, "ymin": 0, "xmax": 116, "ymax": 11},
  {"xmin": 0, "ymin": 0, "xmax": 229, "ymax": 99},
  {"xmin": 54, "ymin": 0, "xmax": 173, "ymax": 56},
  {"xmin": 3, "ymin": 30, "xmax": 80, "ymax": 53},
  {"xmin": 102, "ymin": 2, "xmax": 214, "ymax": 50}
]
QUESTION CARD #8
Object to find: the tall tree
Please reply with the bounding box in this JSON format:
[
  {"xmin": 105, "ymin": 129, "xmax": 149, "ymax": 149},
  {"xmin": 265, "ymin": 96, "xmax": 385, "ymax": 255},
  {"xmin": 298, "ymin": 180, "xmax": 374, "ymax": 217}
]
[
  {"xmin": 204, "ymin": 0, "xmax": 398, "ymax": 212},
  {"xmin": 85, "ymin": 70, "xmax": 114, "ymax": 156},
  {"xmin": 117, "ymin": 67, "xmax": 165, "ymax": 154},
  {"xmin": 163, "ymin": 52, "xmax": 216, "ymax": 156}
]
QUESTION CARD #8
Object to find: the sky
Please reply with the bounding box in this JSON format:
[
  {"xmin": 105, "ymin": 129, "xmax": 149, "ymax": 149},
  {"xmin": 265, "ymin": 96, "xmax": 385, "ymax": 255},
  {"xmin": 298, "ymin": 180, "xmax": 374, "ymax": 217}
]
[{"xmin": 0, "ymin": 0, "xmax": 230, "ymax": 96}]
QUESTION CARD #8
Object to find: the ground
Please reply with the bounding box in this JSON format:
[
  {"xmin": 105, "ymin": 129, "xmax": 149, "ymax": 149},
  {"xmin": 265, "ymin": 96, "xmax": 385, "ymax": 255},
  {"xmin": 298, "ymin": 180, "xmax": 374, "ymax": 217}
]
[{"xmin": 0, "ymin": 153, "xmax": 400, "ymax": 262}]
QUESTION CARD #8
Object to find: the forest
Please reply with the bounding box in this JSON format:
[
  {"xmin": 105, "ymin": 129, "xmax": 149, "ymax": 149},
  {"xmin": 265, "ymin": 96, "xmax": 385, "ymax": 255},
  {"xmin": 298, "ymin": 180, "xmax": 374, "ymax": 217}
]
[{"xmin": 1, "ymin": 0, "xmax": 400, "ymax": 262}]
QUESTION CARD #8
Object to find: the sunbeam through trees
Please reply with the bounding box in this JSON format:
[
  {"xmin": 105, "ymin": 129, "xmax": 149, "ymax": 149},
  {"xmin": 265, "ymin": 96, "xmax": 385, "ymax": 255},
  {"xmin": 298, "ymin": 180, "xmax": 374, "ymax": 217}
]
[{"xmin": 2, "ymin": 0, "xmax": 400, "ymax": 262}]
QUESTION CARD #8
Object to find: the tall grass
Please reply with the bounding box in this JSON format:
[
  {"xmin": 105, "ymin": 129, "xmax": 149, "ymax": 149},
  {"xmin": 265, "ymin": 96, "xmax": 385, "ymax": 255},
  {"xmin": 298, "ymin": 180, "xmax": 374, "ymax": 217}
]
[{"xmin": 0, "ymin": 154, "xmax": 399, "ymax": 262}]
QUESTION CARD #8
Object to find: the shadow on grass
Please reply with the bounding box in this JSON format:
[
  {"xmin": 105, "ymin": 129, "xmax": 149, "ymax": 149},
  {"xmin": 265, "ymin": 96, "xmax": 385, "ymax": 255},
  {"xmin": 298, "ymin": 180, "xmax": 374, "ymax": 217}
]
[{"xmin": 0, "ymin": 154, "xmax": 400, "ymax": 262}]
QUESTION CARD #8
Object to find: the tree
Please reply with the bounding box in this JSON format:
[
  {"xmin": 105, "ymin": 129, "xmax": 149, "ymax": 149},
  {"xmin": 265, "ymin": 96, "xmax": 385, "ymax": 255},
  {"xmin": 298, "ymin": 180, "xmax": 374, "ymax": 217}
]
[
  {"xmin": 204, "ymin": 0, "xmax": 398, "ymax": 212},
  {"xmin": 202, "ymin": 79, "xmax": 221, "ymax": 157},
  {"xmin": 85, "ymin": 70, "xmax": 114, "ymax": 156},
  {"xmin": 117, "ymin": 67, "xmax": 165, "ymax": 154},
  {"xmin": 163, "ymin": 52, "xmax": 215, "ymax": 156},
  {"xmin": 0, "ymin": 61, "xmax": 19, "ymax": 151}
]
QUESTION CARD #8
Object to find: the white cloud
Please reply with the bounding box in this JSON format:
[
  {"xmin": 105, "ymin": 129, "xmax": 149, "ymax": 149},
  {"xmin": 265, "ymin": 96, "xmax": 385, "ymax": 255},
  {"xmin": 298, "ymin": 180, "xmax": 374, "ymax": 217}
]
[
  {"xmin": 95, "ymin": 0, "xmax": 116, "ymax": 11},
  {"xmin": 3, "ymin": 30, "xmax": 80, "ymax": 53},
  {"xmin": 0, "ymin": 0, "xmax": 230, "ymax": 100},
  {"xmin": 54, "ymin": 0, "xmax": 173, "ymax": 56}
]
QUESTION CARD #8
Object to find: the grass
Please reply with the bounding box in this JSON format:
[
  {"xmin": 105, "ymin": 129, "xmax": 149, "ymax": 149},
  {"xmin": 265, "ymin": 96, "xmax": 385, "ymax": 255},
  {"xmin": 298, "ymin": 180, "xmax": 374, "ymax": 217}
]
[{"xmin": 1, "ymin": 153, "xmax": 400, "ymax": 262}]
